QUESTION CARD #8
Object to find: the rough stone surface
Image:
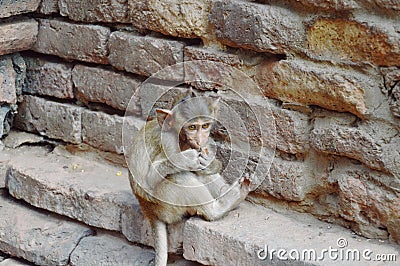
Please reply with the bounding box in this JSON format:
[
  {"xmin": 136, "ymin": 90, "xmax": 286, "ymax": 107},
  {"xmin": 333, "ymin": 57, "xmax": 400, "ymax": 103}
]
[
  {"xmin": 184, "ymin": 46, "xmax": 243, "ymax": 91},
  {"xmin": 307, "ymin": 17, "xmax": 400, "ymax": 66},
  {"xmin": 4, "ymin": 145, "xmax": 185, "ymax": 253},
  {"xmin": 277, "ymin": 0, "xmax": 358, "ymax": 11},
  {"xmin": 0, "ymin": 258, "xmax": 31, "ymax": 266},
  {"xmin": 6, "ymin": 147, "xmax": 134, "ymax": 232},
  {"xmin": 360, "ymin": 0, "xmax": 400, "ymax": 11},
  {"xmin": 0, "ymin": 106, "xmax": 11, "ymax": 139},
  {"xmin": 38, "ymin": 0, "xmax": 59, "ymax": 14},
  {"xmin": 33, "ymin": 19, "xmax": 110, "ymax": 64},
  {"xmin": 0, "ymin": 18, "xmax": 38, "ymax": 56},
  {"xmin": 184, "ymin": 201, "xmax": 400, "ymax": 265},
  {"xmin": 128, "ymin": 0, "xmax": 210, "ymax": 38},
  {"xmin": 70, "ymin": 233, "xmax": 154, "ymax": 265},
  {"xmin": 310, "ymin": 118, "xmax": 400, "ymax": 178},
  {"xmin": 60, "ymin": 0, "xmax": 131, "ymax": 23},
  {"xmin": 14, "ymin": 96, "xmax": 83, "ymax": 144},
  {"xmin": 0, "ymin": 153, "xmax": 10, "ymax": 188},
  {"xmin": 381, "ymin": 67, "xmax": 400, "ymax": 118},
  {"xmin": 256, "ymin": 58, "xmax": 368, "ymax": 118},
  {"xmin": 311, "ymin": 125, "xmax": 384, "ymax": 170},
  {"xmin": 331, "ymin": 161, "xmax": 400, "ymax": 243},
  {"xmin": 271, "ymin": 105, "xmax": 310, "ymax": 155},
  {"xmin": 256, "ymin": 156, "xmax": 314, "ymax": 201},
  {"xmin": 0, "ymin": 0, "xmax": 40, "ymax": 18},
  {"xmin": 210, "ymin": 0, "xmax": 304, "ymax": 54},
  {"xmin": 184, "ymin": 46, "xmax": 242, "ymax": 67},
  {"xmin": 82, "ymin": 110, "xmax": 144, "ymax": 154},
  {"xmin": 0, "ymin": 56, "xmax": 16, "ymax": 104},
  {"xmin": 0, "ymin": 190, "xmax": 94, "ymax": 266},
  {"xmin": 72, "ymin": 65, "xmax": 141, "ymax": 112},
  {"xmin": 108, "ymin": 31, "xmax": 185, "ymax": 77},
  {"xmin": 3, "ymin": 130, "xmax": 43, "ymax": 149},
  {"xmin": 23, "ymin": 56, "xmax": 74, "ymax": 99},
  {"xmin": 137, "ymin": 84, "xmax": 188, "ymax": 119}
]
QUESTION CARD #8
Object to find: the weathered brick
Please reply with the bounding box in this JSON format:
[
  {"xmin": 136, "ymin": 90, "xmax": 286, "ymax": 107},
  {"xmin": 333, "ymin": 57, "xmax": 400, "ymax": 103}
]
[
  {"xmin": 210, "ymin": 0, "xmax": 304, "ymax": 54},
  {"xmin": 0, "ymin": 106, "xmax": 11, "ymax": 139},
  {"xmin": 216, "ymin": 92, "xmax": 309, "ymax": 155},
  {"xmin": 23, "ymin": 56, "xmax": 74, "ymax": 99},
  {"xmin": 332, "ymin": 162, "xmax": 400, "ymax": 243},
  {"xmin": 256, "ymin": 58, "xmax": 368, "ymax": 118},
  {"xmin": 0, "ymin": 191, "xmax": 94, "ymax": 266},
  {"xmin": 82, "ymin": 110, "xmax": 144, "ymax": 154},
  {"xmin": 14, "ymin": 96, "xmax": 83, "ymax": 144},
  {"xmin": 108, "ymin": 31, "xmax": 184, "ymax": 77},
  {"xmin": 59, "ymin": 0, "xmax": 130, "ymax": 23},
  {"xmin": 137, "ymin": 83, "xmax": 188, "ymax": 119},
  {"xmin": 128, "ymin": 0, "xmax": 210, "ymax": 38},
  {"xmin": 33, "ymin": 19, "xmax": 110, "ymax": 64},
  {"xmin": 311, "ymin": 118, "xmax": 400, "ymax": 177},
  {"xmin": 38, "ymin": 0, "xmax": 59, "ymax": 14},
  {"xmin": 0, "ymin": 153, "xmax": 10, "ymax": 188},
  {"xmin": 184, "ymin": 46, "xmax": 242, "ymax": 66},
  {"xmin": 381, "ymin": 67, "xmax": 400, "ymax": 118},
  {"xmin": 358, "ymin": 0, "xmax": 400, "ymax": 12},
  {"xmin": 0, "ymin": 56, "xmax": 16, "ymax": 104},
  {"xmin": 0, "ymin": 18, "xmax": 38, "ymax": 56},
  {"xmin": 72, "ymin": 65, "xmax": 141, "ymax": 112},
  {"xmin": 3, "ymin": 130, "xmax": 43, "ymax": 149},
  {"xmin": 255, "ymin": 156, "xmax": 313, "ymax": 201},
  {"xmin": 0, "ymin": 0, "xmax": 40, "ymax": 18},
  {"xmin": 256, "ymin": 0, "xmax": 363, "ymax": 12},
  {"xmin": 184, "ymin": 46, "xmax": 243, "ymax": 91},
  {"xmin": 307, "ymin": 17, "xmax": 400, "ymax": 66}
]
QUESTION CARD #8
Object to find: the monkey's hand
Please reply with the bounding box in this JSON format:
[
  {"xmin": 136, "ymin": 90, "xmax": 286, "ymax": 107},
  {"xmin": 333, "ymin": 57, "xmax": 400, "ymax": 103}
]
[
  {"xmin": 168, "ymin": 149, "xmax": 203, "ymax": 172},
  {"xmin": 196, "ymin": 150, "xmax": 222, "ymax": 175}
]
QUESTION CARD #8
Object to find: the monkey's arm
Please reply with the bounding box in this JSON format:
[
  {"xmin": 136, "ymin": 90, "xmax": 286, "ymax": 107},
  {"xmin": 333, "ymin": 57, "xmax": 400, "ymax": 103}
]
[
  {"xmin": 151, "ymin": 149, "xmax": 203, "ymax": 177},
  {"xmin": 196, "ymin": 158, "xmax": 222, "ymax": 176}
]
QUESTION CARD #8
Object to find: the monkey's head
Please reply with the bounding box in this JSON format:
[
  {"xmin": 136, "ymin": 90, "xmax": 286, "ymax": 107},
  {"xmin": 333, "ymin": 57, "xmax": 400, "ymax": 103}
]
[{"xmin": 156, "ymin": 96, "xmax": 220, "ymax": 150}]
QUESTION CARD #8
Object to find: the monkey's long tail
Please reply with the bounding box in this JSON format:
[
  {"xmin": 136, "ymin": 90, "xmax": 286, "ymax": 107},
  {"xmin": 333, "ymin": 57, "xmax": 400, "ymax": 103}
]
[{"xmin": 153, "ymin": 220, "xmax": 168, "ymax": 266}]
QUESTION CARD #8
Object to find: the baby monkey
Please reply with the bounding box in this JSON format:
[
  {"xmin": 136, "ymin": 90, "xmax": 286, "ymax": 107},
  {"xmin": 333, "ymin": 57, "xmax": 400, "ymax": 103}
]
[{"xmin": 127, "ymin": 92, "xmax": 251, "ymax": 266}]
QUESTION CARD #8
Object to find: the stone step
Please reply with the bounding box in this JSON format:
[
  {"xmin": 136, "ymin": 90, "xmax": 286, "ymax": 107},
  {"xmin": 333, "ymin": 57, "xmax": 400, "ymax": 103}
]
[
  {"xmin": 0, "ymin": 189, "xmax": 162, "ymax": 265},
  {"xmin": 2, "ymin": 144, "xmax": 183, "ymax": 252},
  {"xmin": 2, "ymin": 143, "xmax": 399, "ymax": 266},
  {"xmin": 0, "ymin": 189, "xmax": 93, "ymax": 265},
  {"xmin": 184, "ymin": 202, "xmax": 400, "ymax": 266}
]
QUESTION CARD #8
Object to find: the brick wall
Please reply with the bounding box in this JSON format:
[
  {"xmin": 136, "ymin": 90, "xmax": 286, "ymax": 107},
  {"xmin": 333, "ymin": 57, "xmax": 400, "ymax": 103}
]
[{"xmin": 1, "ymin": 0, "xmax": 399, "ymax": 244}]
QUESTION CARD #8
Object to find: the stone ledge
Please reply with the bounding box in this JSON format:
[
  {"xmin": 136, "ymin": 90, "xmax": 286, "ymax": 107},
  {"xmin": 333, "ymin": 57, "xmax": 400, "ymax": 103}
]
[
  {"xmin": 2, "ymin": 144, "xmax": 399, "ymax": 265},
  {"xmin": 3, "ymin": 144, "xmax": 182, "ymax": 253},
  {"xmin": 0, "ymin": 190, "xmax": 94, "ymax": 265},
  {"xmin": 183, "ymin": 202, "xmax": 400, "ymax": 266}
]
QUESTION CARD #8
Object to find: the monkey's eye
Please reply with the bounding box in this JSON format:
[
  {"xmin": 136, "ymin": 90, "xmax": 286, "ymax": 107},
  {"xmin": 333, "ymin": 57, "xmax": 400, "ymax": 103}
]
[
  {"xmin": 202, "ymin": 123, "xmax": 210, "ymax": 129},
  {"xmin": 188, "ymin": 125, "xmax": 196, "ymax": 131}
]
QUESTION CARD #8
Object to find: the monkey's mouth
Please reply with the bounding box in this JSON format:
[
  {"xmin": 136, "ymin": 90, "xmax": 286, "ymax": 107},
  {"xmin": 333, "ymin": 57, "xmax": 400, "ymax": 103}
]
[{"xmin": 188, "ymin": 140, "xmax": 202, "ymax": 150}]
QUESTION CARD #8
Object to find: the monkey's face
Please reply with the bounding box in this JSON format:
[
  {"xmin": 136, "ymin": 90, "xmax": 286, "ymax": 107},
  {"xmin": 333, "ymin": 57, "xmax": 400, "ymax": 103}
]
[{"xmin": 181, "ymin": 118, "xmax": 213, "ymax": 150}]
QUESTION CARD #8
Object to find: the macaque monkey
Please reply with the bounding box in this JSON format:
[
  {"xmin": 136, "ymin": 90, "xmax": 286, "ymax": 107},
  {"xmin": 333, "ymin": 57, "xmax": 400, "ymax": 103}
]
[{"xmin": 126, "ymin": 92, "xmax": 251, "ymax": 266}]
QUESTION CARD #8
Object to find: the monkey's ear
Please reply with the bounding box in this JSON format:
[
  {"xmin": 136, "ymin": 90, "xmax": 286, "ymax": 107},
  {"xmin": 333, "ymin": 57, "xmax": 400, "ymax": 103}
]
[{"xmin": 156, "ymin": 109, "xmax": 174, "ymax": 130}]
